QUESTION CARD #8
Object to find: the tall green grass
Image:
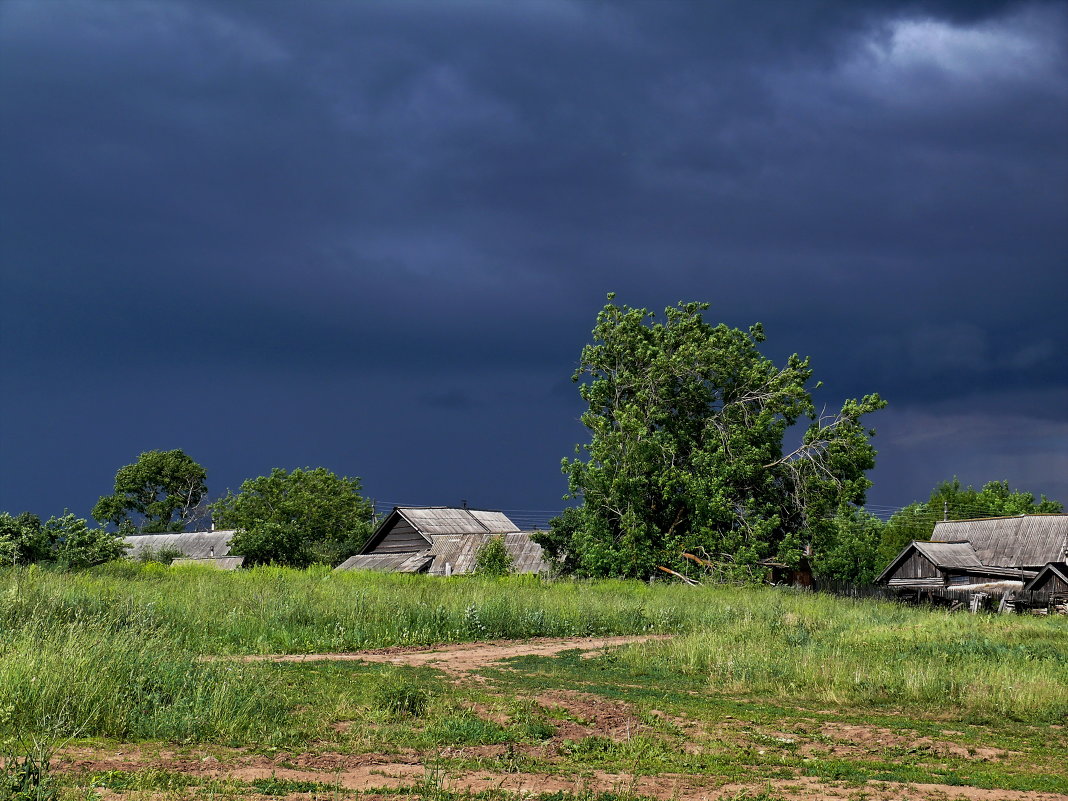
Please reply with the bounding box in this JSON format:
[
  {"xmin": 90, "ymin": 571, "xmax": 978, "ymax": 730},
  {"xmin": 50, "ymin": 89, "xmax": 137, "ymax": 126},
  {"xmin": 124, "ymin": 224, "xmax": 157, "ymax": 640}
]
[
  {"xmin": 0, "ymin": 563, "xmax": 689, "ymax": 654},
  {"xmin": 1, "ymin": 563, "xmax": 1065, "ymax": 739},
  {"xmin": 611, "ymin": 587, "xmax": 1068, "ymax": 723},
  {"xmin": 0, "ymin": 617, "xmax": 294, "ymax": 742}
]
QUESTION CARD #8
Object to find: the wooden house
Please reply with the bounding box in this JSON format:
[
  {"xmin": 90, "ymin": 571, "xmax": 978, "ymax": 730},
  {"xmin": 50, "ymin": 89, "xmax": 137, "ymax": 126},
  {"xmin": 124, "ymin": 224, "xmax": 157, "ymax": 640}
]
[
  {"xmin": 335, "ymin": 506, "xmax": 550, "ymax": 576},
  {"xmin": 877, "ymin": 515, "xmax": 1068, "ymax": 595}
]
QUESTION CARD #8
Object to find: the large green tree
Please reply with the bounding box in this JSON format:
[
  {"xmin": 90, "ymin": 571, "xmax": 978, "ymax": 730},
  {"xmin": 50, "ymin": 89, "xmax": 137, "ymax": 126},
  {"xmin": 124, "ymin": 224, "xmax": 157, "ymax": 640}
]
[
  {"xmin": 211, "ymin": 467, "xmax": 373, "ymax": 567},
  {"xmin": 876, "ymin": 479, "xmax": 1063, "ymax": 567},
  {"xmin": 536, "ymin": 297, "xmax": 886, "ymax": 579},
  {"xmin": 92, "ymin": 449, "xmax": 208, "ymax": 533}
]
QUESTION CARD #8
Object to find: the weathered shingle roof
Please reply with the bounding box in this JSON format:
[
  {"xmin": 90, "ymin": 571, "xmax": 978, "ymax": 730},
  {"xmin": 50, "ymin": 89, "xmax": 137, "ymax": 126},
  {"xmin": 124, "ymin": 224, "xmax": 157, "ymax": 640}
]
[
  {"xmin": 336, "ymin": 551, "xmax": 434, "ymax": 573},
  {"xmin": 912, "ymin": 541, "xmax": 983, "ymax": 569},
  {"xmin": 124, "ymin": 530, "xmax": 235, "ymax": 559},
  {"xmin": 425, "ymin": 531, "xmax": 550, "ymax": 575},
  {"xmin": 932, "ymin": 515, "xmax": 1068, "ymax": 568},
  {"xmin": 395, "ymin": 507, "xmax": 520, "ymax": 536}
]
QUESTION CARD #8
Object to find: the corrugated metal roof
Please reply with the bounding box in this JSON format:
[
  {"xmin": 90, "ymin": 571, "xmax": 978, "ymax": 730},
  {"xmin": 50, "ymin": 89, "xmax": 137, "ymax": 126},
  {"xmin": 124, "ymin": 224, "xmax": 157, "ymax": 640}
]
[
  {"xmin": 932, "ymin": 515, "xmax": 1068, "ymax": 568},
  {"xmin": 124, "ymin": 530, "xmax": 235, "ymax": 559},
  {"xmin": 913, "ymin": 541, "xmax": 983, "ymax": 569},
  {"xmin": 425, "ymin": 531, "xmax": 550, "ymax": 575},
  {"xmin": 335, "ymin": 551, "xmax": 434, "ymax": 573},
  {"xmin": 395, "ymin": 507, "xmax": 520, "ymax": 536}
]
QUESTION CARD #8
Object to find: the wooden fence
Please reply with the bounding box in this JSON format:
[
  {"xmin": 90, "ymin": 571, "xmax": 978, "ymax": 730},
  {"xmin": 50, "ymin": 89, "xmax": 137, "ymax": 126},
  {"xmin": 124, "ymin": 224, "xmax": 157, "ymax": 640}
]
[{"xmin": 808, "ymin": 579, "xmax": 1059, "ymax": 614}]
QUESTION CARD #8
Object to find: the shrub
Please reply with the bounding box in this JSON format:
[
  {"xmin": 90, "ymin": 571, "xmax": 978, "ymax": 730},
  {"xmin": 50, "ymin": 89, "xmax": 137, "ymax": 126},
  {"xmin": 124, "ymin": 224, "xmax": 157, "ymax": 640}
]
[{"xmin": 474, "ymin": 536, "xmax": 513, "ymax": 577}]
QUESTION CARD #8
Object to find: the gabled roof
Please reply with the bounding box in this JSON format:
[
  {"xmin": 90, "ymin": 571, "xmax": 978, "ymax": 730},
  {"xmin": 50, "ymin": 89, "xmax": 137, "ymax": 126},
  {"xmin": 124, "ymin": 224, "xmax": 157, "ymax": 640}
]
[
  {"xmin": 913, "ymin": 540, "xmax": 984, "ymax": 569},
  {"xmin": 359, "ymin": 506, "xmax": 520, "ymax": 553},
  {"xmin": 875, "ymin": 540, "xmax": 981, "ymax": 584},
  {"xmin": 124, "ymin": 530, "xmax": 235, "ymax": 559},
  {"xmin": 1023, "ymin": 562, "xmax": 1068, "ymax": 593},
  {"xmin": 395, "ymin": 506, "xmax": 520, "ymax": 536},
  {"xmin": 932, "ymin": 515, "xmax": 1068, "ymax": 567}
]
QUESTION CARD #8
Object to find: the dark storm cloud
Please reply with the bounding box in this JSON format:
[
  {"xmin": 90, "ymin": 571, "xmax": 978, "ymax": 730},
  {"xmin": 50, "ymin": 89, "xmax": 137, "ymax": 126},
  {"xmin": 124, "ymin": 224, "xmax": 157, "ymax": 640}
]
[{"xmin": 1, "ymin": 0, "xmax": 1066, "ymax": 517}]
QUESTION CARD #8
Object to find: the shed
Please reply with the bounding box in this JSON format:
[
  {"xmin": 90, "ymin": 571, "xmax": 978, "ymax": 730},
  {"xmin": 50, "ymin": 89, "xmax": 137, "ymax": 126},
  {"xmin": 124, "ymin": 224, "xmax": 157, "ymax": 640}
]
[
  {"xmin": 1024, "ymin": 562, "xmax": 1068, "ymax": 605},
  {"xmin": 335, "ymin": 506, "xmax": 549, "ymax": 575}
]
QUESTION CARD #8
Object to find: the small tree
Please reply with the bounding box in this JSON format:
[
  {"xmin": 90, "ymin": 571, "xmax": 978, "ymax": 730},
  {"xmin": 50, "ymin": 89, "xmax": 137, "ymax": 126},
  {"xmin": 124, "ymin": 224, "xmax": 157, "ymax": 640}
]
[
  {"xmin": 46, "ymin": 513, "xmax": 128, "ymax": 568},
  {"xmin": 474, "ymin": 536, "xmax": 514, "ymax": 577},
  {"xmin": 212, "ymin": 467, "xmax": 372, "ymax": 567},
  {"xmin": 93, "ymin": 449, "xmax": 208, "ymax": 533},
  {"xmin": 0, "ymin": 512, "xmax": 50, "ymax": 565}
]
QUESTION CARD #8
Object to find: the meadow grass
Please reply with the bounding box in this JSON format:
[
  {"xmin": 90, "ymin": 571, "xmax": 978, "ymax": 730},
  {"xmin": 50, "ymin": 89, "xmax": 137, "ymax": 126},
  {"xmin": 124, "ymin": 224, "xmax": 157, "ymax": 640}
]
[
  {"xmin": 1, "ymin": 562, "xmax": 1065, "ymax": 746},
  {"xmin": 608, "ymin": 588, "xmax": 1068, "ymax": 723}
]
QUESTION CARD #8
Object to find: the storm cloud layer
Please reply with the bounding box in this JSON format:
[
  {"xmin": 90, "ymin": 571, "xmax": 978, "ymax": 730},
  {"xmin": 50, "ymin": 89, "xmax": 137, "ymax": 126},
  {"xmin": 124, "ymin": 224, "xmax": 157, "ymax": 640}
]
[{"xmin": 2, "ymin": 0, "xmax": 1066, "ymax": 523}]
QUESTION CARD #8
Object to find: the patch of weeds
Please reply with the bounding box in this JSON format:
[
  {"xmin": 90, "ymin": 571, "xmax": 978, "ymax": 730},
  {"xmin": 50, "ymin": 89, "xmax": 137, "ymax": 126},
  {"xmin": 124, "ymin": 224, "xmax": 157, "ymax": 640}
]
[
  {"xmin": 426, "ymin": 711, "xmax": 510, "ymax": 746},
  {"xmin": 716, "ymin": 788, "xmax": 787, "ymax": 801},
  {"xmin": 0, "ymin": 739, "xmax": 55, "ymax": 801},
  {"xmin": 371, "ymin": 670, "xmax": 431, "ymax": 717},
  {"xmin": 86, "ymin": 769, "xmax": 194, "ymax": 793},
  {"xmin": 508, "ymin": 698, "xmax": 556, "ymax": 742},
  {"xmin": 558, "ymin": 735, "xmax": 615, "ymax": 759},
  {"xmin": 746, "ymin": 731, "xmax": 799, "ymax": 751},
  {"xmin": 250, "ymin": 776, "xmax": 338, "ymax": 795}
]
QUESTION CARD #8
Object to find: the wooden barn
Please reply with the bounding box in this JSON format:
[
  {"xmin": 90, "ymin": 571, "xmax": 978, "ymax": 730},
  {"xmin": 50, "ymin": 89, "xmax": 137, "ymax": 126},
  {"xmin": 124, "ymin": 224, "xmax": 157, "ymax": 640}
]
[
  {"xmin": 876, "ymin": 515, "xmax": 1068, "ymax": 603},
  {"xmin": 1024, "ymin": 562, "xmax": 1068, "ymax": 610},
  {"xmin": 335, "ymin": 506, "xmax": 550, "ymax": 576},
  {"xmin": 124, "ymin": 530, "xmax": 244, "ymax": 569}
]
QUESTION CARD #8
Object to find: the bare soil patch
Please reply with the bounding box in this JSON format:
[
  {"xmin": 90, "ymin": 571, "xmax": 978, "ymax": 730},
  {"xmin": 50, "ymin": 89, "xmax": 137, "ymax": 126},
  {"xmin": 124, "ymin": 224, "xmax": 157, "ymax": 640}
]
[
  {"xmin": 225, "ymin": 635, "xmax": 671, "ymax": 676},
  {"xmin": 815, "ymin": 722, "xmax": 1014, "ymax": 761}
]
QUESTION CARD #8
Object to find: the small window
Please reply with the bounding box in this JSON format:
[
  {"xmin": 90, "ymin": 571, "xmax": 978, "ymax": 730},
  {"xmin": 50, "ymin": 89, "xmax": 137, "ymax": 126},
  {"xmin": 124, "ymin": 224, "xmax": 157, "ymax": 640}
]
[{"xmin": 948, "ymin": 575, "xmax": 970, "ymax": 585}]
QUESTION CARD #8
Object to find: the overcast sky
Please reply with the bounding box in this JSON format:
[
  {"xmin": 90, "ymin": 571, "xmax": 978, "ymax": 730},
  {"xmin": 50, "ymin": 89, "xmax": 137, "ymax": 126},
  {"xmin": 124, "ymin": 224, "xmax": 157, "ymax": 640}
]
[{"xmin": 2, "ymin": 0, "xmax": 1066, "ymax": 528}]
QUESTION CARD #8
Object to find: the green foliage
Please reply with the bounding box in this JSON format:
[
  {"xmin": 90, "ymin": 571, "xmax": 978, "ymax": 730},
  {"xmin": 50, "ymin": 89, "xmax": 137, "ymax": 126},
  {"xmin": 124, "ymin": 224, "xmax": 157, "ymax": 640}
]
[
  {"xmin": 135, "ymin": 545, "xmax": 185, "ymax": 566},
  {"xmin": 0, "ymin": 514, "xmax": 49, "ymax": 566},
  {"xmin": 473, "ymin": 535, "xmax": 514, "ymax": 576},
  {"xmin": 876, "ymin": 479, "xmax": 1064, "ymax": 568},
  {"xmin": 92, "ymin": 449, "xmax": 208, "ymax": 533},
  {"xmin": 46, "ymin": 513, "xmax": 128, "ymax": 568},
  {"xmin": 547, "ymin": 296, "xmax": 885, "ymax": 578},
  {"xmin": 212, "ymin": 467, "xmax": 372, "ymax": 567},
  {"xmin": 0, "ymin": 740, "xmax": 55, "ymax": 801},
  {"xmin": 0, "ymin": 512, "xmax": 125, "ymax": 568},
  {"xmin": 809, "ymin": 504, "xmax": 884, "ymax": 584}
]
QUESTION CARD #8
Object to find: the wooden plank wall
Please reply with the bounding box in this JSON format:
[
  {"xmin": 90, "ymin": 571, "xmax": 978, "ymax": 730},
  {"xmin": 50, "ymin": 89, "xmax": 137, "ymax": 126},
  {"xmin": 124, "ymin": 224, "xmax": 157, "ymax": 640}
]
[
  {"xmin": 371, "ymin": 519, "xmax": 428, "ymax": 553},
  {"xmin": 894, "ymin": 550, "xmax": 941, "ymax": 580}
]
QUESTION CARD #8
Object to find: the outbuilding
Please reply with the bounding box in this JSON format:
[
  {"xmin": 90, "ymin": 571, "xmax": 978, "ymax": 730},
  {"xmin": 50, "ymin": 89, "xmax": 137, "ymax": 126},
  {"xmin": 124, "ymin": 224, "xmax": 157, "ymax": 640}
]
[{"xmin": 335, "ymin": 506, "xmax": 550, "ymax": 576}]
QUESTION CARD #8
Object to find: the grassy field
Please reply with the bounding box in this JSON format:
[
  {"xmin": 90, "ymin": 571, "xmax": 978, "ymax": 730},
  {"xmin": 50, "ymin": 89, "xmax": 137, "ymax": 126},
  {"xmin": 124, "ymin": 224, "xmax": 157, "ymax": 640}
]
[{"xmin": 1, "ymin": 563, "xmax": 1066, "ymax": 801}]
